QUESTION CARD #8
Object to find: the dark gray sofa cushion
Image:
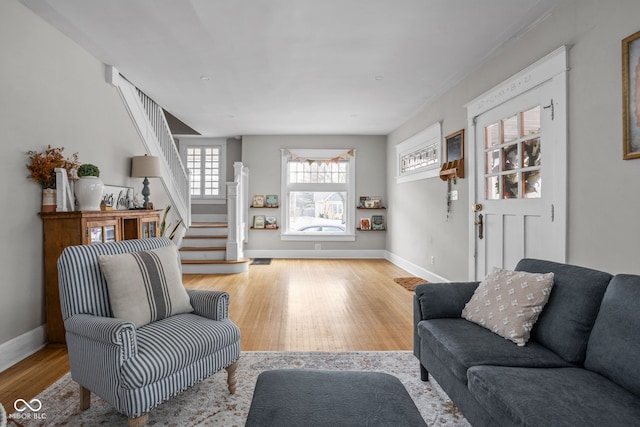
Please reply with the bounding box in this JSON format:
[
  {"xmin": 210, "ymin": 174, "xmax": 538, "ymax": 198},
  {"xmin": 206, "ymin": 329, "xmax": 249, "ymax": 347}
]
[
  {"xmin": 585, "ymin": 274, "xmax": 640, "ymax": 397},
  {"xmin": 515, "ymin": 258, "xmax": 612, "ymax": 364},
  {"xmin": 468, "ymin": 366, "xmax": 640, "ymax": 427},
  {"xmin": 418, "ymin": 318, "xmax": 571, "ymax": 384}
]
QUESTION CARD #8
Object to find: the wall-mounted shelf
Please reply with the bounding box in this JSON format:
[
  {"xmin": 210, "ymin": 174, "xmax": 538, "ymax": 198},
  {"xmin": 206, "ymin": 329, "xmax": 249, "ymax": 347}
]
[
  {"xmin": 439, "ymin": 159, "xmax": 464, "ymax": 181},
  {"xmin": 250, "ymin": 227, "xmax": 279, "ymax": 230},
  {"xmin": 250, "ymin": 205, "xmax": 279, "ymax": 208},
  {"xmin": 356, "ymin": 206, "xmax": 386, "ymax": 210},
  {"xmin": 357, "ymin": 228, "xmax": 386, "ymax": 231}
]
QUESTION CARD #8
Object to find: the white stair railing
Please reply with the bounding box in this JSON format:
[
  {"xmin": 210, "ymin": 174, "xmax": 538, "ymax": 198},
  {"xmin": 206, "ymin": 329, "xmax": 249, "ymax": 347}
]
[
  {"xmin": 225, "ymin": 162, "xmax": 249, "ymax": 261},
  {"xmin": 105, "ymin": 65, "xmax": 190, "ymax": 227}
]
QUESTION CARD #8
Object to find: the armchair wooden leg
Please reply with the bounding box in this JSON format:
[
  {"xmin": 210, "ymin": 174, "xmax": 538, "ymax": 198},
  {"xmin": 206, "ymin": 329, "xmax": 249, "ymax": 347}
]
[
  {"xmin": 128, "ymin": 414, "xmax": 149, "ymax": 427},
  {"xmin": 79, "ymin": 385, "xmax": 91, "ymax": 410},
  {"xmin": 225, "ymin": 361, "xmax": 239, "ymax": 394}
]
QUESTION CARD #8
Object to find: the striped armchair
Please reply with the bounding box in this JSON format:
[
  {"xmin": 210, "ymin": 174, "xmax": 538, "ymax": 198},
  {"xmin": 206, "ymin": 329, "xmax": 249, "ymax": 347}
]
[{"xmin": 57, "ymin": 238, "xmax": 240, "ymax": 426}]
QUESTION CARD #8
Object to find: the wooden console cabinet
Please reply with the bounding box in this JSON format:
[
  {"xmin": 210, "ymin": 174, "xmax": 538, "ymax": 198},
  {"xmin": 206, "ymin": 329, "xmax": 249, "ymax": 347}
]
[{"xmin": 40, "ymin": 210, "xmax": 160, "ymax": 344}]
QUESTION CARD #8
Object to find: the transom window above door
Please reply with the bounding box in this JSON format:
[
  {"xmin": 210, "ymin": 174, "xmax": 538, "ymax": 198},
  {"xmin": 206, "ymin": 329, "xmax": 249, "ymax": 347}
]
[{"xmin": 484, "ymin": 105, "xmax": 541, "ymax": 200}]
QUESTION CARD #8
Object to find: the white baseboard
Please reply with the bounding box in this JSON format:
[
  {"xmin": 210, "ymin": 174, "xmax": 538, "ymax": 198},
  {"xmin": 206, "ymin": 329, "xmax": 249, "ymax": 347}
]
[
  {"xmin": 245, "ymin": 249, "xmax": 386, "ymax": 259},
  {"xmin": 0, "ymin": 325, "xmax": 47, "ymax": 373},
  {"xmin": 384, "ymin": 251, "xmax": 449, "ymax": 283}
]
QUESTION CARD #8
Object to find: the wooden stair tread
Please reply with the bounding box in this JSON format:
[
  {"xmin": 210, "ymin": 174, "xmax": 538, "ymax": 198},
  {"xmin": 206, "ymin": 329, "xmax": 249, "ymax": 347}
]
[
  {"xmin": 180, "ymin": 246, "xmax": 226, "ymax": 251},
  {"xmin": 181, "ymin": 258, "xmax": 251, "ymax": 265},
  {"xmin": 189, "ymin": 222, "xmax": 228, "ymax": 228},
  {"xmin": 183, "ymin": 235, "xmax": 228, "ymax": 239}
]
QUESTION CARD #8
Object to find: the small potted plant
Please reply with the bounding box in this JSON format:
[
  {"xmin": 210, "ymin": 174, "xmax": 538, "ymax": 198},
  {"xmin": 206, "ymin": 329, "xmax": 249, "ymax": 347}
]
[{"xmin": 75, "ymin": 163, "xmax": 103, "ymax": 211}]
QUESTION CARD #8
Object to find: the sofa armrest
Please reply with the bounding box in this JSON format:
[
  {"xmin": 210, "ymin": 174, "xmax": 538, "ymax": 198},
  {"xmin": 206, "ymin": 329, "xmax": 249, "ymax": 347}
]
[
  {"xmin": 64, "ymin": 313, "xmax": 137, "ymax": 361},
  {"xmin": 187, "ymin": 289, "xmax": 229, "ymax": 321},
  {"xmin": 413, "ymin": 282, "xmax": 479, "ymax": 361},
  {"xmin": 414, "ymin": 282, "xmax": 479, "ymax": 320}
]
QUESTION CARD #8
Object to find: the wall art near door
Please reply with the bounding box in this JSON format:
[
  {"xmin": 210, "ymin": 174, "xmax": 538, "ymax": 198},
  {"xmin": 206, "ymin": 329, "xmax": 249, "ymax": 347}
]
[{"xmin": 622, "ymin": 30, "xmax": 640, "ymax": 160}]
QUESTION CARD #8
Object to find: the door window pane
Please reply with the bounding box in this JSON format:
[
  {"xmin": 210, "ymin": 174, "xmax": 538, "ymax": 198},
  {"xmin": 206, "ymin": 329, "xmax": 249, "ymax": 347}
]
[{"xmin": 483, "ymin": 105, "xmax": 542, "ymax": 200}]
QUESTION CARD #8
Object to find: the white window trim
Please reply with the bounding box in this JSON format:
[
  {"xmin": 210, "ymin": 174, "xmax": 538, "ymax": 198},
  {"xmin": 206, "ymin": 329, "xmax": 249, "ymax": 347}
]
[
  {"xmin": 179, "ymin": 137, "xmax": 227, "ymax": 204},
  {"xmin": 395, "ymin": 122, "xmax": 442, "ymax": 183},
  {"xmin": 280, "ymin": 148, "xmax": 356, "ymax": 242}
]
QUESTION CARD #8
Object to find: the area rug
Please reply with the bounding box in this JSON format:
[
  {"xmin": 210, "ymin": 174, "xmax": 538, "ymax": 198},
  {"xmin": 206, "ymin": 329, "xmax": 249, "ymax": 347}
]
[
  {"xmin": 394, "ymin": 276, "xmax": 428, "ymax": 291},
  {"xmin": 9, "ymin": 351, "xmax": 469, "ymax": 426}
]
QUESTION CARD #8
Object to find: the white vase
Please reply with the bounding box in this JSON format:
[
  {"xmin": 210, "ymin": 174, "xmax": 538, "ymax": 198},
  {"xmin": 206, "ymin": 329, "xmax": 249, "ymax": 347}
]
[{"xmin": 75, "ymin": 176, "xmax": 104, "ymax": 211}]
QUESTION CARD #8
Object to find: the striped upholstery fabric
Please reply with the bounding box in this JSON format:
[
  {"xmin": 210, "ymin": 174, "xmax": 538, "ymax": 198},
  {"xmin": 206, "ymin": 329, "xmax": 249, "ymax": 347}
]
[{"xmin": 58, "ymin": 238, "xmax": 241, "ymax": 418}]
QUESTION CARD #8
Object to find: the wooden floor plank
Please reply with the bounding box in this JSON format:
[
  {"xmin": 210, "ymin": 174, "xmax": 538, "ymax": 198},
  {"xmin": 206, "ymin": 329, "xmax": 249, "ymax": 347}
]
[{"xmin": 0, "ymin": 258, "xmax": 414, "ymax": 412}]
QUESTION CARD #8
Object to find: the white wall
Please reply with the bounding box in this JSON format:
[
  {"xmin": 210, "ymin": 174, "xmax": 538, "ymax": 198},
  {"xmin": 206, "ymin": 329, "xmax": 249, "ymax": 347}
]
[
  {"xmin": 243, "ymin": 135, "xmax": 387, "ymax": 255},
  {"xmin": 0, "ymin": 0, "xmax": 151, "ymax": 349},
  {"xmin": 387, "ymin": 0, "xmax": 640, "ymax": 279}
]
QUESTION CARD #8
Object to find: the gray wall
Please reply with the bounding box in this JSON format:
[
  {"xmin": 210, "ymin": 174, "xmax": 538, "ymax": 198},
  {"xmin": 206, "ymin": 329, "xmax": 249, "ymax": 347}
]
[
  {"xmin": 0, "ymin": 0, "xmax": 151, "ymax": 346},
  {"xmin": 387, "ymin": 0, "xmax": 640, "ymax": 279},
  {"xmin": 243, "ymin": 135, "xmax": 386, "ymax": 253}
]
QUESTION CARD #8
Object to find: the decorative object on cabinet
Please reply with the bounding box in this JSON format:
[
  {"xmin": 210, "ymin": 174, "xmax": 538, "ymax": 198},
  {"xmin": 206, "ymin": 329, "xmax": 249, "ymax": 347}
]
[
  {"xmin": 160, "ymin": 205, "xmax": 184, "ymax": 241},
  {"xmin": 265, "ymin": 216, "xmax": 278, "ymax": 229},
  {"xmin": 102, "ymin": 185, "xmax": 133, "ymax": 210},
  {"xmin": 371, "ymin": 215, "xmax": 385, "ymax": 230},
  {"xmin": 252, "ymin": 195, "xmax": 265, "ymax": 207},
  {"xmin": 40, "ymin": 209, "xmax": 161, "ymax": 344},
  {"xmin": 76, "ymin": 164, "xmax": 103, "ymax": 211},
  {"xmin": 253, "ymin": 215, "xmax": 266, "ymax": 229},
  {"xmin": 265, "ymin": 194, "xmax": 278, "ymax": 207},
  {"xmin": 26, "ymin": 145, "xmax": 79, "ymax": 212},
  {"xmin": 360, "ymin": 218, "xmax": 371, "ymax": 230},
  {"xmin": 440, "ymin": 129, "xmax": 465, "ymax": 181},
  {"xmin": 622, "ymin": 30, "xmax": 640, "ymax": 160},
  {"xmin": 131, "ymin": 155, "xmax": 162, "ymax": 208}
]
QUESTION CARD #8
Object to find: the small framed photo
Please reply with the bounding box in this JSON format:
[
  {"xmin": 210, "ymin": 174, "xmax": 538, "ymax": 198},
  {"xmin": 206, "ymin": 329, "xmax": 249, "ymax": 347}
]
[
  {"xmin": 445, "ymin": 129, "xmax": 464, "ymax": 162},
  {"xmin": 252, "ymin": 195, "xmax": 265, "ymax": 207},
  {"xmin": 360, "ymin": 218, "xmax": 371, "ymax": 230},
  {"xmin": 622, "ymin": 30, "xmax": 640, "ymax": 159},
  {"xmin": 265, "ymin": 194, "xmax": 278, "ymax": 207},
  {"xmin": 359, "ymin": 196, "xmax": 369, "ymax": 208},
  {"xmin": 253, "ymin": 215, "xmax": 265, "ymax": 229},
  {"xmin": 265, "ymin": 216, "xmax": 278, "ymax": 229},
  {"xmin": 364, "ymin": 200, "xmax": 376, "ymax": 209},
  {"xmin": 371, "ymin": 215, "xmax": 385, "ymax": 230}
]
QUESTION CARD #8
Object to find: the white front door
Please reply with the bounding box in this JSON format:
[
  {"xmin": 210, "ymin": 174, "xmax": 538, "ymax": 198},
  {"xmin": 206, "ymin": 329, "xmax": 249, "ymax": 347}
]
[{"xmin": 467, "ymin": 47, "xmax": 568, "ymax": 281}]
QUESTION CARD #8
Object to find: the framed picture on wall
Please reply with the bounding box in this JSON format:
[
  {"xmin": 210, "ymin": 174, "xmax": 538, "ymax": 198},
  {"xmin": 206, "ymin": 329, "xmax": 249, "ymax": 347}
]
[
  {"xmin": 622, "ymin": 30, "xmax": 640, "ymax": 160},
  {"xmin": 445, "ymin": 129, "xmax": 464, "ymax": 162}
]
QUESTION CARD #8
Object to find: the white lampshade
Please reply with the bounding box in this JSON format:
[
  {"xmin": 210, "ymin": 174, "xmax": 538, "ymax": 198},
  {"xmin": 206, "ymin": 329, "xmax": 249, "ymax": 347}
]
[{"xmin": 131, "ymin": 155, "xmax": 161, "ymax": 178}]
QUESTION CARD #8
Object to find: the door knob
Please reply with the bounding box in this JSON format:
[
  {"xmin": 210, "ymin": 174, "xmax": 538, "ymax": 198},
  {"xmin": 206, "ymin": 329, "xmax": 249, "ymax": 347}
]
[{"xmin": 472, "ymin": 203, "xmax": 483, "ymax": 212}]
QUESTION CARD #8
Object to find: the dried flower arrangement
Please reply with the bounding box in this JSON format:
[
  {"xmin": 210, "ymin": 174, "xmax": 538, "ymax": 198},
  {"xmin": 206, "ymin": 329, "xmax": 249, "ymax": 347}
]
[{"xmin": 26, "ymin": 145, "xmax": 80, "ymax": 188}]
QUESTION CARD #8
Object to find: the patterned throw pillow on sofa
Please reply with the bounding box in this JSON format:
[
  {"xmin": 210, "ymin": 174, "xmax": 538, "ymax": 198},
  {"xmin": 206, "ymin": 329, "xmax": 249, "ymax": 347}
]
[
  {"xmin": 462, "ymin": 268, "xmax": 554, "ymax": 346},
  {"xmin": 98, "ymin": 244, "xmax": 193, "ymax": 328}
]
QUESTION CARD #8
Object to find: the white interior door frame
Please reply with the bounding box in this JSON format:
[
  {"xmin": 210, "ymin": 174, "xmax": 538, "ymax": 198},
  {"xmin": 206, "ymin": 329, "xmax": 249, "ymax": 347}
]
[{"xmin": 465, "ymin": 46, "xmax": 569, "ymax": 280}]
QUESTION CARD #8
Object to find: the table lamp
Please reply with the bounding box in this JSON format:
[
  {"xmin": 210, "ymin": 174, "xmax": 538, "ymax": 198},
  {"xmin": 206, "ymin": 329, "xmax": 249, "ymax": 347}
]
[{"xmin": 131, "ymin": 155, "xmax": 161, "ymax": 209}]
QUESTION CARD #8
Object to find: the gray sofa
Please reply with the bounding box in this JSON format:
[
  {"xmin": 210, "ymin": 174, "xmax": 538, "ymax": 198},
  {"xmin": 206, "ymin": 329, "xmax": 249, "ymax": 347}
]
[{"xmin": 413, "ymin": 258, "xmax": 640, "ymax": 426}]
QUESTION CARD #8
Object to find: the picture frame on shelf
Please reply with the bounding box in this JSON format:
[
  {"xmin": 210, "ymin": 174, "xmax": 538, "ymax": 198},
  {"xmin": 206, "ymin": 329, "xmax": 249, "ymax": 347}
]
[
  {"xmin": 360, "ymin": 218, "xmax": 371, "ymax": 230},
  {"xmin": 253, "ymin": 215, "xmax": 265, "ymax": 229},
  {"xmin": 371, "ymin": 215, "xmax": 385, "ymax": 230},
  {"xmin": 622, "ymin": 30, "xmax": 640, "ymax": 160},
  {"xmin": 265, "ymin": 194, "xmax": 278, "ymax": 207},
  {"xmin": 102, "ymin": 185, "xmax": 133, "ymax": 210},
  {"xmin": 252, "ymin": 195, "xmax": 265, "ymax": 207},
  {"xmin": 265, "ymin": 216, "xmax": 277, "ymax": 229},
  {"xmin": 359, "ymin": 196, "xmax": 369, "ymax": 208}
]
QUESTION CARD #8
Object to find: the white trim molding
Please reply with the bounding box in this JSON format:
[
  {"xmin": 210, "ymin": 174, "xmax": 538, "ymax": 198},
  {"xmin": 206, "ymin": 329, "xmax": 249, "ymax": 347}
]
[
  {"xmin": 385, "ymin": 251, "xmax": 450, "ymax": 283},
  {"xmin": 0, "ymin": 325, "xmax": 47, "ymax": 372}
]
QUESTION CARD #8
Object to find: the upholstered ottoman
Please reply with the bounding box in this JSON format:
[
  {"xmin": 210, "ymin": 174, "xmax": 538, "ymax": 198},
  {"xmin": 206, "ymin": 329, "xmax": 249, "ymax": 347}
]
[{"xmin": 245, "ymin": 369, "xmax": 427, "ymax": 426}]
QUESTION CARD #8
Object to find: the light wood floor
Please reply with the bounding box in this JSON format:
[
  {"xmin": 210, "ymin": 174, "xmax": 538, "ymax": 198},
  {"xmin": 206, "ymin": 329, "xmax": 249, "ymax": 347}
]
[{"xmin": 0, "ymin": 259, "xmax": 415, "ymax": 412}]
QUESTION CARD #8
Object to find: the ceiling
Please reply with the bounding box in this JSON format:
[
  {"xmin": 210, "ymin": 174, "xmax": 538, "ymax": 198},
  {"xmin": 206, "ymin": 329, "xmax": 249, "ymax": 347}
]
[{"xmin": 20, "ymin": 0, "xmax": 558, "ymax": 137}]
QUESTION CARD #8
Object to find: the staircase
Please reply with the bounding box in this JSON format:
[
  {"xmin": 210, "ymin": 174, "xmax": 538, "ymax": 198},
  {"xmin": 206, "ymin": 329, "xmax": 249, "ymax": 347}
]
[{"xmin": 180, "ymin": 223, "xmax": 250, "ymax": 274}]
